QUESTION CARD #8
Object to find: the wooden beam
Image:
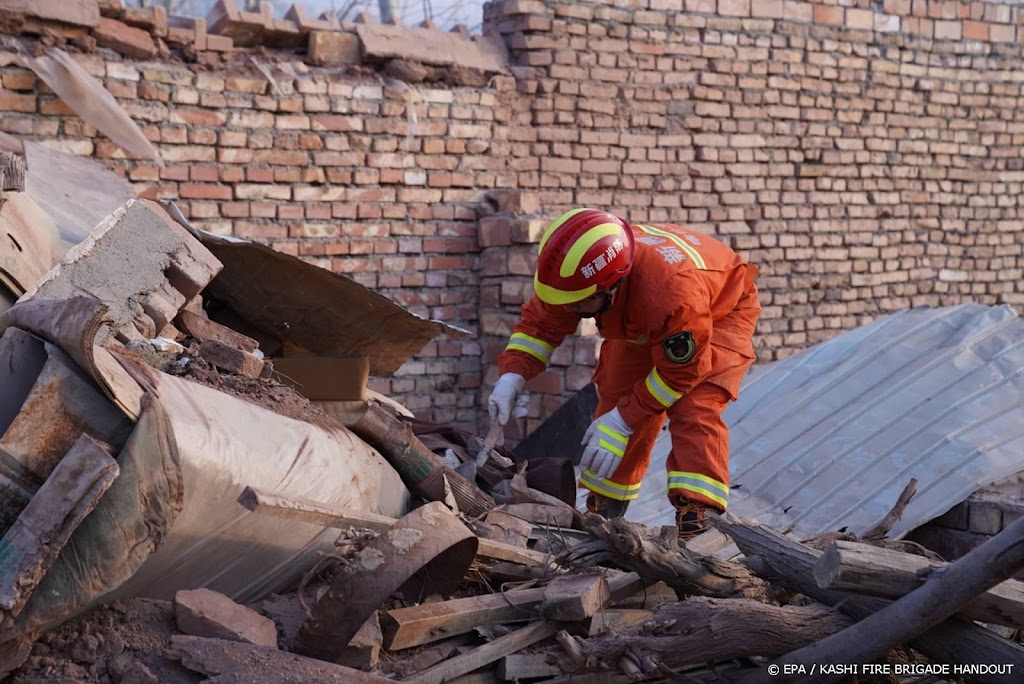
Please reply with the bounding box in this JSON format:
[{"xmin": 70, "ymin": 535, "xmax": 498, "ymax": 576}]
[
  {"xmin": 541, "ymin": 573, "xmax": 611, "ymax": 621},
  {"xmin": 404, "ymin": 621, "xmax": 558, "ymax": 684},
  {"xmin": 588, "ymin": 609, "xmax": 654, "ymax": 636},
  {"xmin": 498, "ymin": 653, "xmax": 561, "ymax": 680},
  {"xmin": 816, "ymin": 539, "xmax": 1024, "ymax": 630}
]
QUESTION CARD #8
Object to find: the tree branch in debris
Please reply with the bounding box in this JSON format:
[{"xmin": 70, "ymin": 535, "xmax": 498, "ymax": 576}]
[
  {"xmin": 860, "ymin": 477, "xmax": 918, "ymax": 542},
  {"xmin": 558, "ymin": 514, "xmax": 767, "ymax": 600},
  {"xmin": 714, "ymin": 513, "xmax": 1024, "ymax": 684},
  {"xmin": 557, "ymin": 597, "xmax": 852, "ymax": 678}
]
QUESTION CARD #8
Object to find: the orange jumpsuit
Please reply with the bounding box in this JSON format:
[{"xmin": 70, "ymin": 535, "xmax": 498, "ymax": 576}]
[{"xmin": 498, "ymin": 223, "xmax": 761, "ymax": 511}]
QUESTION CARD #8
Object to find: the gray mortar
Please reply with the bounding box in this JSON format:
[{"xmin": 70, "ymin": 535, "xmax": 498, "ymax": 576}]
[{"xmin": 23, "ymin": 199, "xmax": 211, "ymax": 345}]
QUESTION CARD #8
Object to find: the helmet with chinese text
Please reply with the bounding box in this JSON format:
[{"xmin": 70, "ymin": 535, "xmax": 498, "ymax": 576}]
[{"xmin": 533, "ymin": 208, "xmax": 635, "ymax": 305}]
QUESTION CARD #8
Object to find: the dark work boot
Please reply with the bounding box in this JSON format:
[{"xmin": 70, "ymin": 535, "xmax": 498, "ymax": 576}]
[
  {"xmin": 585, "ymin": 492, "xmax": 630, "ymax": 519},
  {"xmin": 674, "ymin": 497, "xmax": 714, "ymax": 542}
]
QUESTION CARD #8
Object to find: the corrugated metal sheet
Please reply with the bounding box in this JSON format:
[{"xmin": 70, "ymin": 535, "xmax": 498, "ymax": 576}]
[{"xmin": 614, "ymin": 303, "xmax": 1024, "ymax": 539}]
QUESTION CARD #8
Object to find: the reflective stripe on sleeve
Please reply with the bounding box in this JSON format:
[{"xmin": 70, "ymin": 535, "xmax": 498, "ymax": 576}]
[
  {"xmin": 505, "ymin": 332, "xmax": 554, "ymax": 365},
  {"xmin": 580, "ymin": 471, "xmax": 642, "ymax": 501},
  {"xmin": 644, "ymin": 367, "xmax": 684, "ymax": 409}
]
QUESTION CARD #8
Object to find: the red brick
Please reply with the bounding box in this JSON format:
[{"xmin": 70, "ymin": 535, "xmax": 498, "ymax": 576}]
[
  {"xmin": 0, "ymin": 92, "xmax": 36, "ymax": 113},
  {"xmin": 813, "ymin": 5, "xmax": 844, "ymax": 24},
  {"xmin": 92, "ymin": 17, "xmax": 157, "ymax": 59},
  {"xmin": 179, "ymin": 184, "xmax": 232, "ymax": 200},
  {"xmin": 962, "ymin": 20, "xmax": 989, "ymax": 40},
  {"xmin": 717, "ymin": 0, "xmax": 750, "ymax": 17}
]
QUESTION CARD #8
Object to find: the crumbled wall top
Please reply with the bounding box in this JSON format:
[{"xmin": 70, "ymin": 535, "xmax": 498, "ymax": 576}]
[{"xmin": 0, "ymin": 0, "xmax": 509, "ymax": 83}]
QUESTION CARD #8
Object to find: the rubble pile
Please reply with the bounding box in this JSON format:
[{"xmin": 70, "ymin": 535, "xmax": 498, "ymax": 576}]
[{"xmin": 5, "ymin": 132, "xmax": 1024, "ymax": 684}]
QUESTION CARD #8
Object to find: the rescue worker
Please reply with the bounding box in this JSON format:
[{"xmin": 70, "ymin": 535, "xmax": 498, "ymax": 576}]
[{"xmin": 487, "ymin": 208, "xmax": 761, "ymax": 539}]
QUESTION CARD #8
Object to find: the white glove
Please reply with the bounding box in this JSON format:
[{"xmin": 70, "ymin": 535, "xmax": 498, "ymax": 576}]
[
  {"xmin": 488, "ymin": 373, "xmax": 526, "ymax": 425},
  {"xmin": 580, "ymin": 407, "xmax": 632, "ymax": 481}
]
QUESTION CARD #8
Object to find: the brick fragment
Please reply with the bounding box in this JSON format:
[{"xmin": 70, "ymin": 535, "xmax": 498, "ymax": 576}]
[{"xmin": 199, "ymin": 339, "xmax": 265, "ymax": 378}]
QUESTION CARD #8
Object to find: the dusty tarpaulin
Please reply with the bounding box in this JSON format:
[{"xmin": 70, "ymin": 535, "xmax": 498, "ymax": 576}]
[
  {"xmin": 161, "ymin": 202, "xmax": 469, "ymax": 376},
  {"xmin": 102, "ymin": 356, "xmax": 410, "ymax": 604},
  {"xmin": 15, "ymin": 46, "xmax": 161, "ymax": 164},
  {"xmin": 624, "ymin": 303, "xmax": 1024, "ymax": 539},
  {"xmin": 23, "ymin": 141, "xmax": 137, "ymax": 248}
]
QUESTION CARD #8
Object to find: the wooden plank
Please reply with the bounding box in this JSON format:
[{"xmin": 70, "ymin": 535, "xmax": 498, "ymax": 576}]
[
  {"xmin": 404, "ymin": 621, "xmax": 557, "ymax": 684},
  {"xmin": 500, "ymin": 502, "xmax": 574, "ymax": 528},
  {"xmin": 0, "ymin": 435, "xmax": 118, "ymax": 626},
  {"xmin": 541, "ymin": 573, "xmax": 611, "ymax": 621},
  {"xmin": 816, "ymin": 539, "xmax": 1024, "ymax": 630},
  {"xmin": 477, "ymin": 510, "xmax": 534, "ymax": 548}
]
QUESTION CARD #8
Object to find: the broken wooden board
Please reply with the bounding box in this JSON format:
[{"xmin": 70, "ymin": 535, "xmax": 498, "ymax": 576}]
[
  {"xmin": 404, "ymin": 621, "xmax": 557, "ymax": 684},
  {"xmin": 476, "ymin": 510, "xmax": 533, "ymax": 548},
  {"xmin": 0, "ymin": 434, "xmax": 118, "ymax": 629},
  {"xmin": 167, "ymin": 635, "xmax": 394, "ymax": 683},
  {"xmin": 165, "ymin": 205, "xmax": 469, "ymax": 376},
  {"xmin": 381, "ymin": 571, "xmax": 647, "ymax": 651},
  {"xmin": 500, "ymin": 503, "xmax": 574, "ymax": 529}
]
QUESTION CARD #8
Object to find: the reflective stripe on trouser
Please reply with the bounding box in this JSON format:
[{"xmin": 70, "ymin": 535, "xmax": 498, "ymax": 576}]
[
  {"xmin": 665, "ymin": 383, "xmax": 733, "ymax": 511},
  {"xmin": 580, "ymin": 338, "xmax": 666, "ymax": 502}
]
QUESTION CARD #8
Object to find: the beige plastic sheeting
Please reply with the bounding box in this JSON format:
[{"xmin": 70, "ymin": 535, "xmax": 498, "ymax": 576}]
[{"xmin": 17, "ymin": 46, "xmax": 161, "ymax": 164}]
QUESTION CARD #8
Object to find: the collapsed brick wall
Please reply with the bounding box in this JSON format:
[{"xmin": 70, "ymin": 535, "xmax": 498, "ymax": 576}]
[{"xmin": 3, "ymin": 0, "xmax": 1024, "ymax": 438}]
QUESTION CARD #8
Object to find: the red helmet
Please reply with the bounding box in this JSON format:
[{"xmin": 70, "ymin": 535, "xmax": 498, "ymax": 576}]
[{"xmin": 534, "ymin": 208, "xmax": 635, "ymax": 305}]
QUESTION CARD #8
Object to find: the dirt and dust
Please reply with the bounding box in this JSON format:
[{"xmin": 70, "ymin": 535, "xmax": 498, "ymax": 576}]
[
  {"xmin": 125, "ymin": 339, "xmax": 342, "ymax": 431},
  {"xmin": 9, "ymin": 598, "xmax": 198, "ymax": 684}
]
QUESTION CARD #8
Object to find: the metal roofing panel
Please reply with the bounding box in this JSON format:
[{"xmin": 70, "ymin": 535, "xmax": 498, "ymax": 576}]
[{"xmin": 614, "ymin": 303, "xmax": 1024, "ymax": 540}]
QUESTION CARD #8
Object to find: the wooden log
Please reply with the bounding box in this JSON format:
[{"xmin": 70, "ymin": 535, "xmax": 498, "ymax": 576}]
[
  {"xmin": 167, "ymin": 635, "xmax": 393, "ymax": 683},
  {"xmin": 560, "ymin": 513, "xmax": 767, "ymax": 600},
  {"xmin": 403, "ymin": 621, "xmax": 558, "ymax": 684},
  {"xmin": 816, "ymin": 538, "xmax": 1024, "ymax": 630},
  {"xmin": 349, "ymin": 404, "xmax": 494, "ymax": 517},
  {"xmin": 745, "ymin": 512, "xmax": 1024, "ymax": 684},
  {"xmin": 574, "ymin": 597, "xmax": 851, "ymax": 673},
  {"xmin": 715, "ymin": 513, "xmax": 1024, "ymax": 684},
  {"xmin": 0, "ymin": 435, "xmax": 119, "ymax": 628},
  {"xmin": 588, "ymin": 609, "xmax": 653, "ymax": 636},
  {"xmin": 237, "ymin": 485, "xmax": 551, "ymax": 570}
]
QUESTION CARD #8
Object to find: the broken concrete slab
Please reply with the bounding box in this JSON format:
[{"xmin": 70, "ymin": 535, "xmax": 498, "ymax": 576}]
[
  {"xmin": 21, "ymin": 198, "xmax": 222, "ymax": 346},
  {"xmin": 356, "ymin": 23, "xmax": 509, "ymax": 73},
  {"xmin": 175, "ymin": 588, "xmax": 278, "ymax": 648}
]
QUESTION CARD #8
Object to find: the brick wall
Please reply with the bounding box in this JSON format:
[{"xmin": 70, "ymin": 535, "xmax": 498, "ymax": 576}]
[{"xmin": 3, "ymin": 0, "xmax": 1024, "ymax": 437}]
